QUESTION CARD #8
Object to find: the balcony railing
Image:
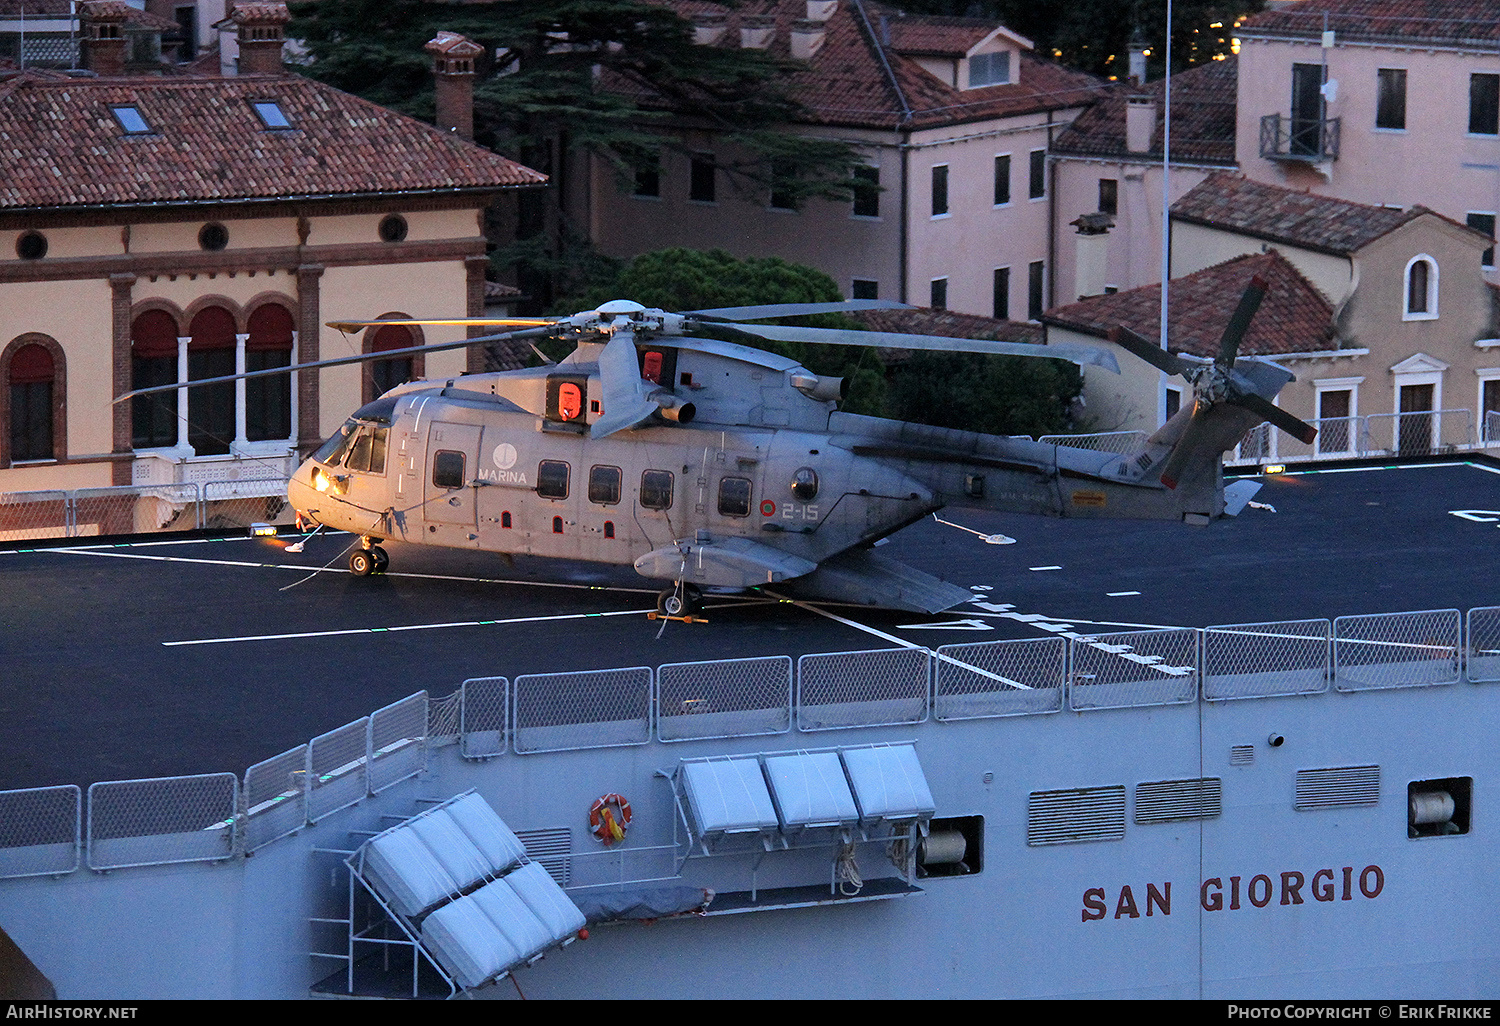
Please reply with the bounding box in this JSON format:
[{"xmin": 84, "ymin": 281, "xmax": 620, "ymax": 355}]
[{"xmin": 1260, "ymin": 113, "xmax": 1340, "ymax": 163}]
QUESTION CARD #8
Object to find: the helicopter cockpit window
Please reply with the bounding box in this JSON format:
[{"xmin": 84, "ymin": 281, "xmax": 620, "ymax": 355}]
[
  {"xmin": 537, "ymin": 460, "xmax": 570, "ymax": 500},
  {"xmin": 313, "ymin": 419, "xmax": 358, "ymax": 466},
  {"xmin": 432, "ymin": 450, "xmax": 465, "ymax": 489},
  {"xmin": 640, "ymin": 470, "xmax": 674, "ymax": 511},
  {"xmin": 718, "ymin": 476, "xmax": 752, "ymax": 518},
  {"xmin": 588, "ymin": 465, "xmax": 622, "ymax": 505},
  {"xmin": 344, "ymin": 426, "xmax": 388, "ymax": 475}
]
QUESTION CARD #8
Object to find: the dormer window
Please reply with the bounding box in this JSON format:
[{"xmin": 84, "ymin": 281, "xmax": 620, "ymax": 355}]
[
  {"xmin": 1404, "ymin": 255, "xmax": 1439, "ymax": 321},
  {"xmin": 111, "ymin": 106, "xmax": 150, "ymax": 134},
  {"xmin": 969, "ymin": 51, "xmax": 1010, "ymax": 88},
  {"xmin": 251, "ymin": 101, "xmax": 292, "ymax": 130}
]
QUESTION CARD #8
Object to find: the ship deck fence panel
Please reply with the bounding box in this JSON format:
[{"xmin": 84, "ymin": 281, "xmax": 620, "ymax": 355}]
[
  {"xmin": 459, "ymin": 677, "xmax": 508, "ymax": 758},
  {"xmin": 85, "ymin": 774, "xmax": 237, "ymax": 871},
  {"xmin": 0, "ymin": 785, "xmax": 80, "ymax": 879},
  {"xmin": 243, "ymin": 744, "xmax": 309, "ymax": 853},
  {"xmin": 199, "ymin": 478, "xmax": 295, "ymax": 529},
  {"xmin": 933, "ymin": 637, "xmax": 1066, "ymax": 720},
  {"xmin": 1467, "ymin": 606, "xmax": 1500, "ymax": 683},
  {"xmin": 1202, "ymin": 619, "xmax": 1332, "ymax": 700},
  {"xmin": 369, "ymin": 692, "xmax": 428, "ymax": 794},
  {"xmin": 1067, "ymin": 629, "xmax": 1200, "ymax": 710},
  {"xmin": 796, "ymin": 648, "xmax": 931, "ymax": 731},
  {"xmin": 1333, "ymin": 609, "xmax": 1462, "ymax": 691},
  {"xmin": 307, "ymin": 717, "xmax": 370, "ymax": 822},
  {"xmin": 656, "ymin": 656, "xmax": 793, "ymax": 742},
  {"xmin": 428, "ymin": 690, "xmax": 462, "ymax": 748},
  {"xmin": 0, "ymin": 490, "xmax": 71, "ymax": 541},
  {"xmin": 71, "ymin": 484, "xmax": 201, "ymax": 538},
  {"xmin": 512, "ymin": 667, "xmax": 652, "ymax": 754}
]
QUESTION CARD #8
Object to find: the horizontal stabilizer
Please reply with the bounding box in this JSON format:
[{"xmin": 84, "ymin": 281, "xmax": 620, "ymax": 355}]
[
  {"xmin": 773, "ymin": 549, "xmax": 973, "ymax": 614},
  {"xmin": 1222, "ymin": 479, "xmax": 1263, "ymax": 516}
]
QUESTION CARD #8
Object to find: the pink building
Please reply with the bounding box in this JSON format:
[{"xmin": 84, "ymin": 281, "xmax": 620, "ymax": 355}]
[
  {"xmin": 1236, "ymin": 0, "xmax": 1500, "ymax": 281},
  {"xmin": 581, "ymin": 1, "xmax": 1101, "ymax": 320}
]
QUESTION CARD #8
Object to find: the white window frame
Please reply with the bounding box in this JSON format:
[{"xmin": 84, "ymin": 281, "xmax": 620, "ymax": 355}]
[
  {"xmin": 1314, "ymin": 376, "xmax": 1362, "ymax": 455},
  {"xmin": 1476, "ymin": 367, "xmax": 1500, "ymax": 443},
  {"xmin": 1402, "ymin": 254, "xmax": 1439, "ymax": 321},
  {"xmin": 1391, "ymin": 354, "xmax": 1447, "ymax": 451}
]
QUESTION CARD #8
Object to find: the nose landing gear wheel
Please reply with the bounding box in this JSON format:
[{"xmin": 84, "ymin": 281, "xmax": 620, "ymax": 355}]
[
  {"xmin": 349, "ymin": 549, "xmax": 375, "ymax": 576},
  {"xmin": 656, "ymin": 584, "xmax": 702, "ymax": 619}
]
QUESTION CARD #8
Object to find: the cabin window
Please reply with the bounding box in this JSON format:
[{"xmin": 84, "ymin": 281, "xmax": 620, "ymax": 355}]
[
  {"xmin": 589, "ymin": 465, "xmax": 622, "ymax": 505},
  {"xmin": 537, "ymin": 459, "xmax": 570, "ymax": 499},
  {"xmin": 314, "ymin": 419, "xmax": 358, "ymax": 465},
  {"xmin": 718, "ymin": 476, "xmax": 752, "ymax": 517},
  {"xmin": 344, "ymin": 426, "xmax": 388, "ymax": 475},
  {"xmin": 640, "ymin": 469, "xmax": 674, "ymax": 510},
  {"xmin": 432, "ymin": 450, "xmax": 465, "ymax": 489}
]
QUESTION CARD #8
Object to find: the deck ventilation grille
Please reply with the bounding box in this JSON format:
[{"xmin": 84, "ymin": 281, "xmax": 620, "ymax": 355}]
[
  {"xmin": 1295, "ymin": 766, "xmax": 1380, "ymax": 810},
  {"xmin": 1230, "ymin": 745, "xmax": 1255, "ymax": 766},
  {"xmin": 515, "ymin": 827, "xmax": 572, "ymax": 887},
  {"xmin": 1027, "ymin": 786, "xmax": 1125, "ymax": 846},
  {"xmin": 1134, "ymin": 778, "xmax": 1222, "ymax": 824}
]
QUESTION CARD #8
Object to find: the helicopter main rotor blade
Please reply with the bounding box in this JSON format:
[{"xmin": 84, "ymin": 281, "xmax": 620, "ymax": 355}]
[
  {"xmin": 729, "ymin": 322, "xmax": 1120, "ymax": 373},
  {"xmin": 1107, "ymin": 326, "xmax": 1192, "ymax": 378},
  {"xmin": 685, "ymin": 299, "xmax": 910, "ymax": 321},
  {"xmin": 1157, "ymin": 402, "xmax": 1213, "ymax": 490},
  {"xmin": 113, "ymin": 325, "xmax": 556, "ymax": 404},
  {"xmin": 1229, "ymin": 391, "xmax": 1318, "ymax": 445},
  {"xmin": 1215, "ymin": 275, "xmax": 1268, "ymax": 370},
  {"xmin": 325, "ymin": 317, "xmax": 558, "ymax": 332}
]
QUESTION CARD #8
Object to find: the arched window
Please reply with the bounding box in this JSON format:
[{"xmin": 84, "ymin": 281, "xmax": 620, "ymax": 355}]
[
  {"xmin": 246, "ymin": 304, "xmax": 294, "ymax": 442},
  {"xmin": 6, "ymin": 340, "xmax": 62, "ymax": 463},
  {"xmin": 364, "ymin": 316, "xmax": 425, "ymax": 402},
  {"xmin": 187, "ymin": 306, "xmax": 236, "ymax": 455},
  {"xmin": 1405, "ymin": 255, "xmax": 1439, "ymax": 320},
  {"xmin": 131, "ymin": 309, "xmax": 179, "ymax": 449}
]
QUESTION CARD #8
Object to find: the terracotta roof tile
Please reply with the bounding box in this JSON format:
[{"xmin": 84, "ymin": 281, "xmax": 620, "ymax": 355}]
[
  {"xmin": 1242, "ymin": 0, "xmax": 1500, "ymax": 48},
  {"xmin": 850, "ymin": 305, "xmax": 1042, "ymax": 345},
  {"xmin": 1051, "ymin": 56, "xmax": 1236, "ymax": 166},
  {"xmin": 1043, "ymin": 251, "xmax": 1337, "ymax": 357},
  {"xmin": 1170, "ymin": 173, "xmax": 1426, "ymax": 255},
  {"xmin": 0, "ymin": 70, "xmax": 546, "ymax": 212},
  {"xmin": 650, "ymin": 1, "xmax": 1103, "ymax": 130}
]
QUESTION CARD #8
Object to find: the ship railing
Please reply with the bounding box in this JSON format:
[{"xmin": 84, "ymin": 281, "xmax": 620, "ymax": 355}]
[
  {"xmin": 1222, "ymin": 408, "xmax": 1500, "ymax": 467},
  {"xmin": 7, "ymin": 606, "xmax": 1500, "ymax": 879},
  {"xmin": 0, "ymin": 478, "xmax": 296, "ymax": 542}
]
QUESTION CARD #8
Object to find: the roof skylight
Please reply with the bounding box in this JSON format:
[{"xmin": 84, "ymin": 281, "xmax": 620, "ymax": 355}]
[
  {"xmin": 251, "ymin": 101, "xmax": 292, "ymax": 130},
  {"xmin": 110, "ymin": 105, "xmax": 150, "ymax": 134}
]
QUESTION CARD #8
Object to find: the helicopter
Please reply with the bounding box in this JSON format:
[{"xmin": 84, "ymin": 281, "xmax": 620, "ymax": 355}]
[{"xmin": 118, "ymin": 282, "xmax": 1313, "ymax": 618}]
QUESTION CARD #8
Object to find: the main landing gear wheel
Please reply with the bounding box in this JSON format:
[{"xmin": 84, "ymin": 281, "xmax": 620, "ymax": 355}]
[
  {"xmin": 656, "ymin": 584, "xmax": 702, "ymax": 618},
  {"xmin": 349, "ymin": 546, "xmax": 388, "ymax": 576}
]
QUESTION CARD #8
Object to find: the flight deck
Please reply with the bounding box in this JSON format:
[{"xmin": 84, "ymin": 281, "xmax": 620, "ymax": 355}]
[{"xmin": 4, "ymin": 459, "xmax": 1499, "ymax": 792}]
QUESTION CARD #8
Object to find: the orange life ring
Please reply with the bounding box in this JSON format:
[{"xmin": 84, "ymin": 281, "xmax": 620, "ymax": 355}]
[{"xmin": 589, "ymin": 793, "xmax": 632, "ymax": 846}]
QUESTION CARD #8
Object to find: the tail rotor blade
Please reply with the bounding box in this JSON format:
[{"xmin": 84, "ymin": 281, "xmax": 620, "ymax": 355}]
[
  {"xmin": 1216, "ymin": 275, "xmax": 1267, "ymax": 369},
  {"xmin": 1229, "ymin": 391, "xmax": 1318, "ymax": 445},
  {"xmin": 1108, "ymin": 326, "xmax": 1191, "ymax": 378},
  {"xmin": 1157, "ymin": 403, "xmax": 1212, "ymax": 490}
]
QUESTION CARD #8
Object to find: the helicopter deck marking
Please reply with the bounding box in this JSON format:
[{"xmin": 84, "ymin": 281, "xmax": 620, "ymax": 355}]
[{"xmin": 161, "ymin": 607, "xmax": 653, "ymax": 647}]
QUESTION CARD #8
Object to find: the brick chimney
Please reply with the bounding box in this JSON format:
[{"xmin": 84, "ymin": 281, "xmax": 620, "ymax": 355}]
[
  {"xmin": 233, "ymin": 2, "xmax": 290, "ymax": 75},
  {"xmin": 80, "ymin": 1, "xmax": 130, "ymax": 77},
  {"xmin": 426, "ymin": 31, "xmax": 483, "ymax": 141}
]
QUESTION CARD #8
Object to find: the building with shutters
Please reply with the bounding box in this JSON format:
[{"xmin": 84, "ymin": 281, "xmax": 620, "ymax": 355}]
[{"xmin": 0, "ymin": 2, "xmax": 544, "ymax": 495}]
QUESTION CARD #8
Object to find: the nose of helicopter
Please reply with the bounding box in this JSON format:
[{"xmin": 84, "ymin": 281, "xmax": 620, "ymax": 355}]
[{"xmin": 285, "ymin": 459, "xmax": 317, "ymax": 518}]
